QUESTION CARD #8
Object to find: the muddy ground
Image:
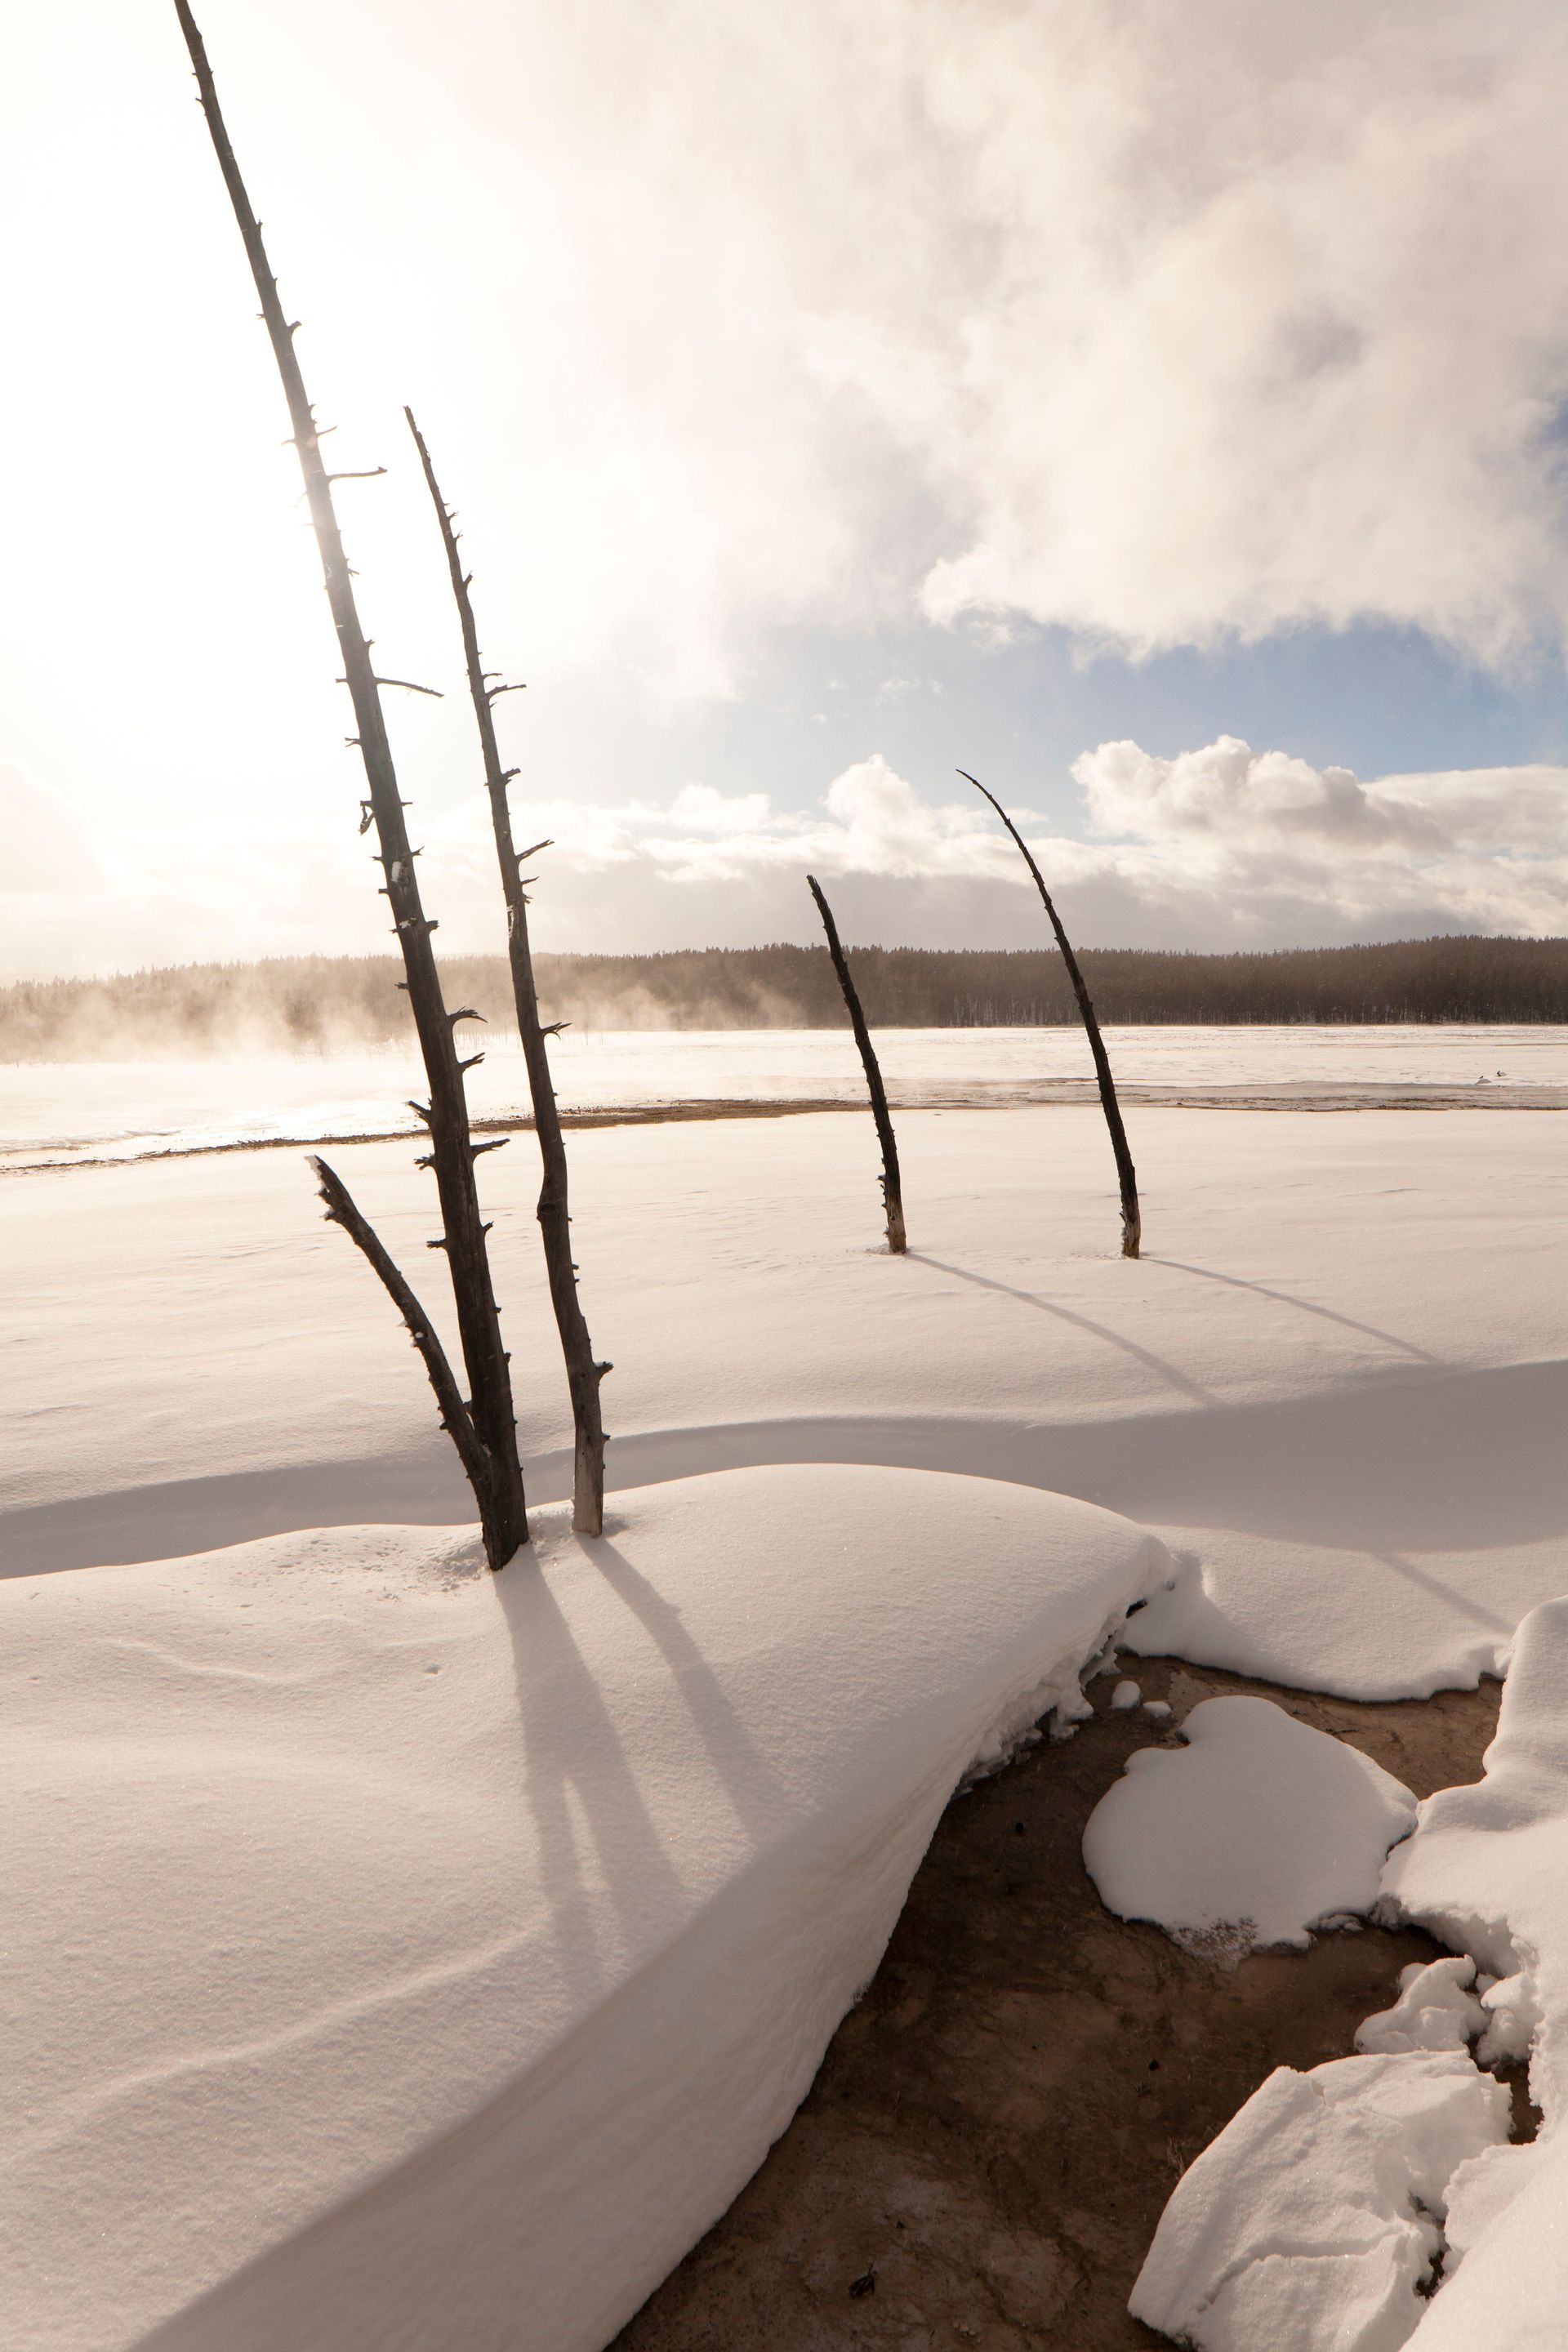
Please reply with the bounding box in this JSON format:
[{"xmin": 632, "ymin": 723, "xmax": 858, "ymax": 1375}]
[{"xmin": 612, "ymin": 1657, "xmax": 1504, "ymax": 2352}]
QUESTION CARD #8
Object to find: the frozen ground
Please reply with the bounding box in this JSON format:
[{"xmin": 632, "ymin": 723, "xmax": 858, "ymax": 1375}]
[{"xmin": 5, "ymin": 1022, "xmax": 1568, "ymax": 1169}]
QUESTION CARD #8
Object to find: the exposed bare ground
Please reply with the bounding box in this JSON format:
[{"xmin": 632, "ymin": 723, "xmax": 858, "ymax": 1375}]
[{"xmin": 612, "ymin": 1659, "xmax": 1503, "ymax": 2352}]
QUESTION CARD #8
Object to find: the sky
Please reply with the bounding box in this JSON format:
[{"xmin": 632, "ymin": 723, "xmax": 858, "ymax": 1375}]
[{"xmin": 7, "ymin": 0, "xmax": 1568, "ymax": 978}]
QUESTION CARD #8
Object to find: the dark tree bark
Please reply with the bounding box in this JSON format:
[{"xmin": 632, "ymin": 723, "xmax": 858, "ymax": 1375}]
[
  {"xmin": 309, "ymin": 1154, "xmax": 491, "ymax": 1493},
  {"xmin": 806, "ymin": 875, "xmax": 906, "ymax": 1254},
  {"xmin": 174, "ymin": 1, "xmax": 528, "ymax": 1565},
  {"xmin": 960, "ymin": 770, "xmax": 1142, "ymax": 1258},
  {"xmin": 404, "ymin": 409, "xmax": 612, "ymax": 1535}
]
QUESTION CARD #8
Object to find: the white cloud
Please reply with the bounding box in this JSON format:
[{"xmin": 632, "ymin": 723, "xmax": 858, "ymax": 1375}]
[
  {"xmin": 11, "ymin": 0, "xmax": 1568, "ymax": 989},
  {"xmin": 6, "ymin": 743, "xmax": 1567, "ymax": 980},
  {"xmin": 1076, "ymin": 737, "xmax": 1446, "ymax": 849},
  {"xmin": 419, "ymin": 745, "xmax": 1568, "ymax": 953},
  {"xmin": 12, "ymin": 0, "xmax": 1568, "ymax": 812},
  {"xmin": 446, "ymin": 0, "xmax": 1568, "ymax": 669},
  {"xmin": 1064, "ymin": 737, "xmax": 1568, "ymax": 941}
]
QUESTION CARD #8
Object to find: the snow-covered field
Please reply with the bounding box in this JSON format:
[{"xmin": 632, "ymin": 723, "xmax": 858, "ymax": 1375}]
[
  {"xmin": 5, "ymin": 1077, "xmax": 1568, "ymax": 2348},
  {"xmin": 6, "ymin": 1022, "xmax": 1568, "ymax": 1169}
]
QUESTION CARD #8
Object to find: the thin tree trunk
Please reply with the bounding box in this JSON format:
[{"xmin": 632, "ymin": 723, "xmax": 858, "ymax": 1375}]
[
  {"xmin": 404, "ymin": 409, "xmax": 611, "ymax": 1535},
  {"xmin": 174, "ymin": 1, "xmax": 528, "ymax": 1564},
  {"xmin": 806, "ymin": 875, "xmax": 906, "ymax": 1254},
  {"xmin": 960, "ymin": 770, "xmax": 1141, "ymax": 1258}
]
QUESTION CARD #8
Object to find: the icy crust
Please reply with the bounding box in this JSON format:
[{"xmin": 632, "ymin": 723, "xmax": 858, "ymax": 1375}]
[
  {"xmin": 1375, "ymin": 1597, "xmax": 1568, "ymax": 2346},
  {"xmin": 1082, "ymin": 1697, "xmax": 1417, "ymax": 1955},
  {"xmin": 0, "ymin": 1463, "xmax": 1164, "ymax": 2352},
  {"xmin": 1129, "ymin": 2053, "xmax": 1511, "ymax": 2352}
]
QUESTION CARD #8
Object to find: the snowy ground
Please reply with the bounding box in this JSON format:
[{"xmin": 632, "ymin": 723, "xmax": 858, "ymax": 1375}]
[
  {"xmin": 5, "ymin": 1071, "xmax": 1568, "ymax": 2348},
  {"xmin": 6, "ymin": 1102, "xmax": 1566, "ymax": 1696},
  {"xmin": 5, "ymin": 1022, "xmax": 1568, "ymax": 1169}
]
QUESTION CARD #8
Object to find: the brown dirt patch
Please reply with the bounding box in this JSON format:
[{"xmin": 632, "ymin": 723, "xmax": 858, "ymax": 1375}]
[{"xmin": 612, "ymin": 1659, "xmax": 1502, "ymax": 2352}]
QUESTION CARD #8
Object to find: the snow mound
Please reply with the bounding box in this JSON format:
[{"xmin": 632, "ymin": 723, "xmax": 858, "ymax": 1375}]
[
  {"xmin": 1082, "ymin": 1695, "xmax": 1417, "ymax": 1953},
  {"xmin": 1129, "ymin": 2051, "xmax": 1511, "ymax": 2352},
  {"xmin": 1, "ymin": 1463, "xmax": 1165, "ymax": 2352},
  {"xmin": 1375, "ymin": 1596, "xmax": 1568, "ymax": 2346},
  {"xmin": 1356, "ymin": 1958, "xmax": 1484, "ymax": 2056}
]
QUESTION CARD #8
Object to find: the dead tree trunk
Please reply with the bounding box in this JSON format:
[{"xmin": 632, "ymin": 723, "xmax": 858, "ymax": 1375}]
[
  {"xmin": 404, "ymin": 409, "xmax": 611, "ymax": 1535},
  {"xmin": 174, "ymin": 1, "xmax": 528, "ymax": 1565},
  {"xmin": 806, "ymin": 875, "xmax": 906, "ymax": 1254},
  {"xmin": 960, "ymin": 770, "xmax": 1141, "ymax": 1258}
]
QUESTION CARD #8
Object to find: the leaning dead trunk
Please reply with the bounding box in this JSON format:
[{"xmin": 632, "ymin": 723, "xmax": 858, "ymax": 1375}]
[
  {"xmin": 960, "ymin": 770, "xmax": 1141, "ymax": 1258},
  {"xmin": 404, "ymin": 409, "xmax": 611, "ymax": 1535},
  {"xmin": 806, "ymin": 875, "xmax": 906, "ymax": 1254},
  {"xmin": 174, "ymin": 1, "xmax": 528, "ymax": 1564}
]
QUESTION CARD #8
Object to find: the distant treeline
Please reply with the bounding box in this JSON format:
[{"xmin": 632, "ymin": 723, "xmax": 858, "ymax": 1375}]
[{"xmin": 5, "ymin": 934, "xmax": 1568, "ymax": 1058}]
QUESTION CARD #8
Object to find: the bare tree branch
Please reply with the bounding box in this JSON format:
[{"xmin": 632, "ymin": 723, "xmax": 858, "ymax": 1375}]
[
  {"xmin": 406, "ymin": 406, "xmax": 612, "ymax": 1535},
  {"xmin": 309, "ymin": 1155, "xmax": 488, "ymax": 1494},
  {"xmin": 960, "ymin": 768, "xmax": 1141, "ymax": 1258},
  {"xmin": 807, "ymin": 875, "xmax": 906, "ymax": 1254}
]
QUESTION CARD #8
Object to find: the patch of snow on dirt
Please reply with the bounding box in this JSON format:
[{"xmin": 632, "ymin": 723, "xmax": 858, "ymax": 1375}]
[{"xmin": 1083, "ymin": 1696, "xmax": 1417, "ymax": 1954}]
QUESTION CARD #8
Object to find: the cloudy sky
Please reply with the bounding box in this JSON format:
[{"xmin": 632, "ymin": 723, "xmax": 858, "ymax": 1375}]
[{"xmin": 6, "ymin": 0, "xmax": 1568, "ymax": 978}]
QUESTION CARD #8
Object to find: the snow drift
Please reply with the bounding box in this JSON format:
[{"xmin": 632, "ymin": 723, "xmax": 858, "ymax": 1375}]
[
  {"xmin": 1129, "ymin": 2051, "xmax": 1510, "ymax": 2351},
  {"xmin": 1, "ymin": 1463, "xmax": 1164, "ymax": 2352},
  {"xmin": 1381, "ymin": 1596, "xmax": 1568, "ymax": 2347}
]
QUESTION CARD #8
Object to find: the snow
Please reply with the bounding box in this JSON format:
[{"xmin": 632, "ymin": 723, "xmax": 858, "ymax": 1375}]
[
  {"xmin": 1136, "ymin": 1597, "xmax": 1568, "ymax": 2351},
  {"xmin": 7, "ymin": 1103, "xmax": 1568, "ymax": 1702},
  {"xmin": 1371, "ymin": 1596, "xmax": 1568, "ymax": 2347},
  {"xmin": 1110, "ymin": 1677, "xmax": 1142, "ymax": 1708},
  {"xmin": 1128, "ymin": 2052, "xmax": 1512, "ymax": 2352},
  {"xmin": 1082, "ymin": 1696, "xmax": 1417, "ymax": 1953},
  {"xmin": 9, "ymin": 1069, "xmax": 1568, "ymax": 2341},
  {"xmin": 1355, "ymin": 1958, "xmax": 1485, "ymax": 2056},
  {"xmin": 1, "ymin": 1464, "xmax": 1164, "ymax": 2352},
  {"xmin": 8, "ymin": 1024, "xmax": 1568, "ymax": 1170}
]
